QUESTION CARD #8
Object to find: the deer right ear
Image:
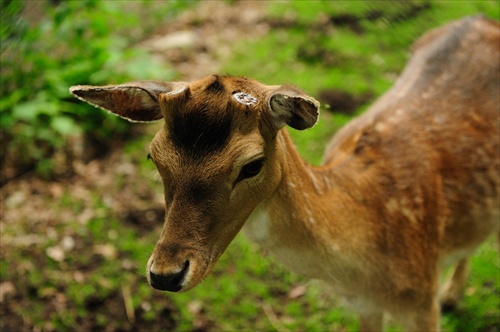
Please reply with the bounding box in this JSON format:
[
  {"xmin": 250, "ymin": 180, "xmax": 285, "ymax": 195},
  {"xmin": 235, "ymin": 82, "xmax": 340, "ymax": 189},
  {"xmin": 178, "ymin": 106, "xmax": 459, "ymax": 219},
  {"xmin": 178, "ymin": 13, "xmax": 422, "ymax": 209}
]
[
  {"xmin": 268, "ymin": 85, "xmax": 320, "ymax": 130},
  {"xmin": 69, "ymin": 81, "xmax": 187, "ymax": 122}
]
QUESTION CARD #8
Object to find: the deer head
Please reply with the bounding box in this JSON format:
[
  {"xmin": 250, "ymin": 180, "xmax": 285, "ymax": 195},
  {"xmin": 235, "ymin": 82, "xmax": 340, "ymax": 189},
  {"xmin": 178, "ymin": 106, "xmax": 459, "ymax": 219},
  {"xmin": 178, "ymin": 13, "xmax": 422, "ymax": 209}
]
[{"xmin": 70, "ymin": 75, "xmax": 319, "ymax": 291}]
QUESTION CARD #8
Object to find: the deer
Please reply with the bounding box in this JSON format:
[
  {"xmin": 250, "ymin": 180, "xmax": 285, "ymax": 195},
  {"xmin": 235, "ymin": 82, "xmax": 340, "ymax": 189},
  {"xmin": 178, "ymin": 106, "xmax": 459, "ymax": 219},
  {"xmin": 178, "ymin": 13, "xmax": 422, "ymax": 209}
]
[{"xmin": 70, "ymin": 16, "xmax": 499, "ymax": 331}]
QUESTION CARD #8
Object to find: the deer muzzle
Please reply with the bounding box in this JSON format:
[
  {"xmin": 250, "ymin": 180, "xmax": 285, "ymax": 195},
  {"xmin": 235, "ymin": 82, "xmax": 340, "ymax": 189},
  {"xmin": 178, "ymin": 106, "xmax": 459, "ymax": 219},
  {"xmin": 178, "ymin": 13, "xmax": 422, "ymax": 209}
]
[{"xmin": 148, "ymin": 259, "xmax": 190, "ymax": 292}]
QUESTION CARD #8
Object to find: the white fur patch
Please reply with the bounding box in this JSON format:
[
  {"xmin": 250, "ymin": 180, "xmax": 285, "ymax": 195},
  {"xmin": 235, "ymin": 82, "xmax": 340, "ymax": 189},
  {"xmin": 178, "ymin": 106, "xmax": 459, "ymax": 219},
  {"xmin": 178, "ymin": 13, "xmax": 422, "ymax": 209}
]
[
  {"xmin": 233, "ymin": 92, "xmax": 258, "ymax": 106},
  {"xmin": 242, "ymin": 206, "xmax": 270, "ymax": 244}
]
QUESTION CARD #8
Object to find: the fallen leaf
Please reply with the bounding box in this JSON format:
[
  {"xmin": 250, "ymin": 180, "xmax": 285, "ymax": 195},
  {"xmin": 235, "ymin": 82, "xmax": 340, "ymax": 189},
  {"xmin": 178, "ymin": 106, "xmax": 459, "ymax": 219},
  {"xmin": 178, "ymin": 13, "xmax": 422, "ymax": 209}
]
[
  {"xmin": 0, "ymin": 281, "xmax": 16, "ymax": 303},
  {"xmin": 94, "ymin": 244, "xmax": 118, "ymax": 259},
  {"xmin": 187, "ymin": 300, "xmax": 203, "ymax": 315},
  {"xmin": 46, "ymin": 245, "xmax": 65, "ymax": 262},
  {"xmin": 288, "ymin": 284, "xmax": 307, "ymax": 299}
]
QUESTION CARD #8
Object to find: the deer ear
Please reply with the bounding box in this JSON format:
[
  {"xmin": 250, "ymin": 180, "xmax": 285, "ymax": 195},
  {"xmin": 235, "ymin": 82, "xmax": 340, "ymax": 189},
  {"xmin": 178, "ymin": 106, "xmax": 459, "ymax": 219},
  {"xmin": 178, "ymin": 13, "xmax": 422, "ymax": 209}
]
[
  {"xmin": 268, "ymin": 86, "xmax": 320, "ymax": 130},
  {"xmin": 69, "ymin": 81, "xmax": 187, "ymax": 122}
]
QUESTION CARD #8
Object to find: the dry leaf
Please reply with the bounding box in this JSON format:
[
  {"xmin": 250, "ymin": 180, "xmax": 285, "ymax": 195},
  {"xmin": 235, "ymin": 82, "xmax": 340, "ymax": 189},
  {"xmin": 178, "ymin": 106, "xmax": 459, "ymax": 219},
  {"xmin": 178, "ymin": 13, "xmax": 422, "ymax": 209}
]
[{"xmin": 288, "ymin": 284, "xmax": 307, "ymax": 299}]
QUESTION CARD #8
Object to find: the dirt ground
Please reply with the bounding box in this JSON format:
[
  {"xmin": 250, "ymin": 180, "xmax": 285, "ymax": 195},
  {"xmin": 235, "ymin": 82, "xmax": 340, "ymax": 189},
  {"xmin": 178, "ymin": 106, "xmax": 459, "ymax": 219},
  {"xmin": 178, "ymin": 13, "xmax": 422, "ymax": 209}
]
[{"xmin": 141, "ymin": 1, "xmax": 268, "ymax": 80}]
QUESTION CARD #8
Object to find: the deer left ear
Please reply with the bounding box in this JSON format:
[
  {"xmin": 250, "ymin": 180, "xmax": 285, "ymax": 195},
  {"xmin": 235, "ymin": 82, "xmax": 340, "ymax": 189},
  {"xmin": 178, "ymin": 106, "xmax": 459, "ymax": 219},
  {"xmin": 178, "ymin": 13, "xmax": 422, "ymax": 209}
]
[
  {"xmin": 69, "ymin": 81, "xmax": 187, "ymax": 123},
  {"xmin": 268, "ymin": 86, "xmax": 320, "ymax": 130}
]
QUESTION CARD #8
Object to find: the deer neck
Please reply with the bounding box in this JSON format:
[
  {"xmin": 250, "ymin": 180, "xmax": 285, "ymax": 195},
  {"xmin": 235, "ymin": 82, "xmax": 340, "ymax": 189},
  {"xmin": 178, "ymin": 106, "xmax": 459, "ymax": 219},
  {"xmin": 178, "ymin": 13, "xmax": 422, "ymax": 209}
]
[{"xmin": 243, "ymin": 129, "xmax": 361, "ymax": 279}]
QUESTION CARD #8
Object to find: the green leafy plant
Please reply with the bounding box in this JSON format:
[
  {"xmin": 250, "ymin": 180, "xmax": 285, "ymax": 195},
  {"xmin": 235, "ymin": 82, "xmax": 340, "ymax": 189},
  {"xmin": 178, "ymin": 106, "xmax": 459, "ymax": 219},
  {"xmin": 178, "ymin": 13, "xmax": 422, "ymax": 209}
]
[{"xmin": 0, "ymin": 0, "xmax": 183, "ymax": 179}]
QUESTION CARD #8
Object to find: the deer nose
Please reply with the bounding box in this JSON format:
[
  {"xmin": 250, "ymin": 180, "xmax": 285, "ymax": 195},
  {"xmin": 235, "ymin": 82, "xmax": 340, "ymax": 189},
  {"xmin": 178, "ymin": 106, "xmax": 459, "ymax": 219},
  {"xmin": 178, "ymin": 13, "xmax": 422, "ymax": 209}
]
[{"xmin": 149, "ymin": 260, "xmax": 190, "ymax": 292}]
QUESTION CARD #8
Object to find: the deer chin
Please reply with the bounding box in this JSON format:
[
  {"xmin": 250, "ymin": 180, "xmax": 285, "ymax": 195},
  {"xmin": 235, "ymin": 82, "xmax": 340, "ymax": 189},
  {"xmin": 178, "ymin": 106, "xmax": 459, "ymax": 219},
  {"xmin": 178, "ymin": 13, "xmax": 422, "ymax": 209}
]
[{"xmin": 145, "ymin": 246, "xmax": 223, "ymax": 292}]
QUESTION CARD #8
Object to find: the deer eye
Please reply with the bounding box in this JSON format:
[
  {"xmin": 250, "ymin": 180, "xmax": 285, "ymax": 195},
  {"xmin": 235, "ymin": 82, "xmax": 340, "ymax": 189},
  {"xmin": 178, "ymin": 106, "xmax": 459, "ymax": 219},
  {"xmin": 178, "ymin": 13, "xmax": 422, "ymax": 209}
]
[{"xmin": 237, "ymin": 158, "xmax": 265, "ymax": 183}]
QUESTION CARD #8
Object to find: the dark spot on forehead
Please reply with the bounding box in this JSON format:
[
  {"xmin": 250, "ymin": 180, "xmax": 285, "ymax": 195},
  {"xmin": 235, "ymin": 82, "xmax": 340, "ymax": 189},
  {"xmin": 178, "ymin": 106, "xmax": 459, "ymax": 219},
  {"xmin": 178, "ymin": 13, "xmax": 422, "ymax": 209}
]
[
  {"xmin": 168, "ymin": 100, "xmax": 232, "ymax": 159},
  {"xmin": 205, "ymin": 77, "xmax": 225, "ymax": 94}
]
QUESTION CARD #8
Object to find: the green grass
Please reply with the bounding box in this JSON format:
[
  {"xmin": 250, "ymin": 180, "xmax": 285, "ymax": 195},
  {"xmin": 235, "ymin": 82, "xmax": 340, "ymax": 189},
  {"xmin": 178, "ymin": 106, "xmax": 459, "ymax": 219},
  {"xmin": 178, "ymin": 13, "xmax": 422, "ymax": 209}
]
[{"xmin": 1, "ymin": 1, "xmax": 499, "ymax": 331}]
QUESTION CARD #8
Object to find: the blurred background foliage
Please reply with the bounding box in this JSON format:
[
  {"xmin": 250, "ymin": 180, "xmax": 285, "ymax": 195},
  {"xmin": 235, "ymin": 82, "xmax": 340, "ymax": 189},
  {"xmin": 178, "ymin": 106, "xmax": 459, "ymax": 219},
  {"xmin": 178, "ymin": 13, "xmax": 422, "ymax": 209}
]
[
  {"xmin": 1, "ymin": 0, "xmax": 188, "ymax": 181},
  {"xmin": 1, "ymin": 1, "xmax": 499, "ymax": 331}
]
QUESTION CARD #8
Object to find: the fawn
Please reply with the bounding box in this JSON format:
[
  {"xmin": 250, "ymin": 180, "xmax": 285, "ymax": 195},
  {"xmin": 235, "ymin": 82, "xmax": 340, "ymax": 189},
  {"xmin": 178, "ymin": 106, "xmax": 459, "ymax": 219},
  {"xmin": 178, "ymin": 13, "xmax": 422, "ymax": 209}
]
[{"xmin": 71, "ymin": 16, "xmax": 499, "ymax": 331}]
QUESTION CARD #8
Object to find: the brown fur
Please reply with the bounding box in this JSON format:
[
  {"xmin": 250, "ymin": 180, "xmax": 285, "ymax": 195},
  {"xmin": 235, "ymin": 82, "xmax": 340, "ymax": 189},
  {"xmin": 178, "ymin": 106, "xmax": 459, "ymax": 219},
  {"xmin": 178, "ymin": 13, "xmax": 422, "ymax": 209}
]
[{"xmin": 70, "ymin": 16, "xmax": 499, "ymax": 331}]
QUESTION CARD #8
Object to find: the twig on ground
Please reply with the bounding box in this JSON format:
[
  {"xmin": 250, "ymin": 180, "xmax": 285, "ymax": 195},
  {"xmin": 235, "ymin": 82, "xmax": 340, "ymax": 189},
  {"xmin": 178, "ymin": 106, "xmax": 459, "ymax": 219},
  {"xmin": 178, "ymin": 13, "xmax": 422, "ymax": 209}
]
[
  {"xmin": 262, "ymin": 302, "xmax": 290, "ymax": 332},
  {"xmin": 122, "ymin": 285, "xmax": 135, "ymax": 323}
]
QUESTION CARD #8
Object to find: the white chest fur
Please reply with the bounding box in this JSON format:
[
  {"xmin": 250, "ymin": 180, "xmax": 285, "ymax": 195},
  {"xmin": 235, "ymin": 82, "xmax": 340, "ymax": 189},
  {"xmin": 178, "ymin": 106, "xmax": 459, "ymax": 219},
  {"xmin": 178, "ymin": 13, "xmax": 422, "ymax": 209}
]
[
  {"xmin": 242, "ymin": 205, "xmax": 271, "ymax": 245},
  {"xmin": 242, "ymin": 205, "xmax": 326, "ymax": 279}
]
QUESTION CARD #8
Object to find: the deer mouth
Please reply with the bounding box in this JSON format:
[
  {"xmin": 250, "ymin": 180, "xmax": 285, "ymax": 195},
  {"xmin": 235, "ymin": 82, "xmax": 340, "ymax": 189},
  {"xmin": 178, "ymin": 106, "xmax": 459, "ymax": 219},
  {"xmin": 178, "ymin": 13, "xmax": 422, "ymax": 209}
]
[
  {"xmin": 148, "ymin": 259, "xmax": 190, "ymax": 292},
  {"xmin": 146, "ymin": 248, "xmax": 217, "ymax": 292}
]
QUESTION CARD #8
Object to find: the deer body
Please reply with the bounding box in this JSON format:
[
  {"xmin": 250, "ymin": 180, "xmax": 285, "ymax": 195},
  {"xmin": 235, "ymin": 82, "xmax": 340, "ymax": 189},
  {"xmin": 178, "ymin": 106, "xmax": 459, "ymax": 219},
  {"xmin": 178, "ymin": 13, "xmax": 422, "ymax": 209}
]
[{"xmin": 71, "ymin": 16, "xmax": 499, "ymax": 331}]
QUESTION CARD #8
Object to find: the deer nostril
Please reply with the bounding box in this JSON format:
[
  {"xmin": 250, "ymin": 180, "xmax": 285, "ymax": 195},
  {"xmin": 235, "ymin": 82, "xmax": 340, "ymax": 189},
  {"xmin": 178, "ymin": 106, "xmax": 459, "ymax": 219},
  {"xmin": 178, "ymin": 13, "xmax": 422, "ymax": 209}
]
[{"xmin": 149, "ymin": 260, "xmax": 190, "ymax": 292}]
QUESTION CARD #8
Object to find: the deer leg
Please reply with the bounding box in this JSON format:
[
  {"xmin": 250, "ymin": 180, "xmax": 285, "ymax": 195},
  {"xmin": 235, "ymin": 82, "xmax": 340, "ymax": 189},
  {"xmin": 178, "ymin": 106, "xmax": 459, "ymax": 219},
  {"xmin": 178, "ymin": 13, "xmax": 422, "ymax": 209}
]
[
  {"xmin": 402, "ymin": 297, "xmax": 441, "ymax": 332},
  {"xmin": 359, "ymin": 311, "xmax": 383, "ymax": 332},
  {"xmin": 440, "ymin": 258, "xmax": 470, "ymax": 312}
]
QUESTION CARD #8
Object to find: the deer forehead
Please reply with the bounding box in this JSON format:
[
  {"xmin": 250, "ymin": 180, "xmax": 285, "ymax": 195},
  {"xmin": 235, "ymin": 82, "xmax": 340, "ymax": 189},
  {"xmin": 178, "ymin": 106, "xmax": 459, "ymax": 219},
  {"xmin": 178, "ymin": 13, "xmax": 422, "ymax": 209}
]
[
  {"xmin": 185, "ymin": 74, "xmax": 268, "ymax": 108},
  {"xmin": 153, "ymin": 76, "xmax": 268, "ymax": 161},
  {"xmin": 149, "ymin": 77, "xmax": 268, "ymax": 182},
  {"xmin": 150, "ymin": 126, "xmax": 266, "ymax": 176}
]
